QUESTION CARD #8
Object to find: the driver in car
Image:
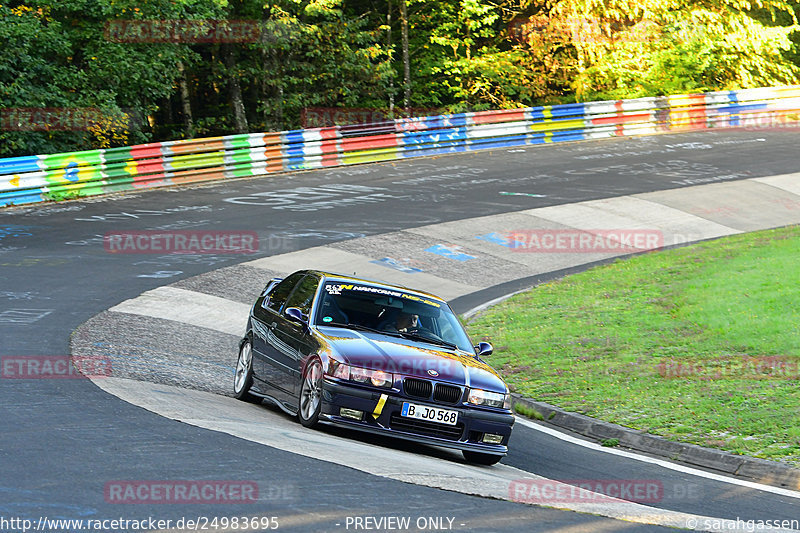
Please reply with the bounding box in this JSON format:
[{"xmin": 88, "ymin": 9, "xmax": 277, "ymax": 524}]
[
  {"xmin": 381, "ymin": 311, "xmax": 419, "ymax": 333},
  {"xmin": 395, "ymin": 312, "xmax": 419, "ymax": 333}
]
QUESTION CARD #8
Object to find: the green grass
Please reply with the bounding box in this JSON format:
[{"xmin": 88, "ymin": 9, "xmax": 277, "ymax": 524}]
[
  {"xmin": 513, "ymin": 402, "xmax": 544, "ymax": 420},
  {"xmin": 468, "ymin": 226, "xmax": 800, "ymax": 466}
]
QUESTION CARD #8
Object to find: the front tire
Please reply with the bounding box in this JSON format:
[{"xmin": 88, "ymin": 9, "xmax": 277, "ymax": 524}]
[
  {"xmin": 298, "ymin": 357, "xmax": 323, "ymax": 427},
  {"xmin": 233, "ymin": 340, "xmax": 259, "ymax": 403},
  {"xmin": 463, "ymin": 450, "xmax": 502, "ymax": 465}
]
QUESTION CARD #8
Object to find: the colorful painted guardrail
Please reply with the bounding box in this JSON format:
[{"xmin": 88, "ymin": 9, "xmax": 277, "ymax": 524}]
[{"xmin": 1, "ymin": 85, "xmax": 799, "ymax": 206}]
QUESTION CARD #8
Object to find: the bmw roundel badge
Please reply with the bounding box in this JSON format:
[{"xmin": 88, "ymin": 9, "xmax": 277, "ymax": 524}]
[{"xmin": 427, "ymin": 369, "xmax": 439, "ymax": 377}]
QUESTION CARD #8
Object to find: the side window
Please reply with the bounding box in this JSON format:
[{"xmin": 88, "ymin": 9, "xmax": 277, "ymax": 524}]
[
  {"xmin": 284, "ymin": 274, "xmax": 319, "ymax": 317},
  {"xmin": 265, "ymin": 272, "xmax": 305, "ymax": 314},
  {"xmin": 258, "ymin": 279, "xmax": 281, "ymax": 307}
]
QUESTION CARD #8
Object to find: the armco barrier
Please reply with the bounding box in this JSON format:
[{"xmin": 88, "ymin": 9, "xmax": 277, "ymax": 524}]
[{"xmin": 1, "ymin": 85, "xmax": 799, "ymax": 206}]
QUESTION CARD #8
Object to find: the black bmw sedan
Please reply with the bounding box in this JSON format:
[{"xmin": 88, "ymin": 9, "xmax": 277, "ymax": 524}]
[{"xmin": 234, "ymin": 270, "xmax": 514, "ymax": 465}]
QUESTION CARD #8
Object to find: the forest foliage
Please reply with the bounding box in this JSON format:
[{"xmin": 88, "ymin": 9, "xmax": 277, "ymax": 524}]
[{"xmin": 1, "ymin": 0, "xmax": 798, "ymax": 156}]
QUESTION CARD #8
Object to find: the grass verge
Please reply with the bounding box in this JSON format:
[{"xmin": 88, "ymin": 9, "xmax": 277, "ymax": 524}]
[{"xmin": 468, "ymin": 225, "xmax": 800, "ymax": 466}]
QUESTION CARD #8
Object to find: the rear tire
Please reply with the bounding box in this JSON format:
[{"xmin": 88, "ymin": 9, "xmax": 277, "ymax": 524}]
[
  {"xmin": 233, "ymin": 340, "xmax": 260, "ymax": 403},
  {"xmin": 463, "ymin": 450, "xmax": 502, "ymax": 465},
  {"xmin": 298, "ymin": 357, "xmax": 323, "ymax": 428}
]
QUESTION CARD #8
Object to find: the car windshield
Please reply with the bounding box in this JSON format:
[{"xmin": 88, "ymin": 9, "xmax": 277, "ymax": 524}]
[{"xmin": 313, "ymin": 281, "xmax": 475, "ymax": 353}]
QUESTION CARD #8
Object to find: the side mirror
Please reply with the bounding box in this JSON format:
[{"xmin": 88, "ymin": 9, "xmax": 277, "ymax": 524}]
[
  {"xmin": 285, "ymin": 307, "xmax": 308, "ymax": 325},
  {"xmin": 475, "ymin": 342, "xmax": 493, "ymax": 357}
]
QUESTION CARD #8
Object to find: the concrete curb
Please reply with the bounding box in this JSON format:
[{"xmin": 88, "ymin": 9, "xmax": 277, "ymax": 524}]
[{"xmin": 511, "ymin": 394, "xmax": 800, "ymax": 489}]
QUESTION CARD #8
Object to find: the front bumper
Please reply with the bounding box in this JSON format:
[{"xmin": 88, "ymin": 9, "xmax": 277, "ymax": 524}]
[{"xmin": 320, "ymin": 378, "xmax": 514, "ymax": 455}]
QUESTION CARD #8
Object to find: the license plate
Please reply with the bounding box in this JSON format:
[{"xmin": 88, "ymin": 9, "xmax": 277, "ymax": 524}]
[{"xmin": 401, "ymin": 402, "xmax": 458, "ymax": 426}]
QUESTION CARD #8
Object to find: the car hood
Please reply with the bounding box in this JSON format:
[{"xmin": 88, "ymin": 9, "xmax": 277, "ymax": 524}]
[{"xmin": 316, "ymin": 326, "xmax": 506, "ymax": 393}]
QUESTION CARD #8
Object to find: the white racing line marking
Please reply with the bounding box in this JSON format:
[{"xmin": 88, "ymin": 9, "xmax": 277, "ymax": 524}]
[
  {"xmin": 515, "ymin": 417, "xmax": 800, "ymax": 501},
  {"xmin": 465, "ymin": 291, "xmax": 800, "ymax": 502},
  {"xmin": 462, "ymin": 288, "xmax": 530, "ymax": 320}
]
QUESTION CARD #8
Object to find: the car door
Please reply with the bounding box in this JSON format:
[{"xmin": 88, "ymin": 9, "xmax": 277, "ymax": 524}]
[
  {"xmin": 250, "ymin": 278, "xmax": 281, "ymax": 374},
  {"xmin": 251, "ymin": 272, "xmax": 304, "ymax": 402},
  {"xmin": 271, "ymin": 273, "xmax": 321, "ymax": 395}
]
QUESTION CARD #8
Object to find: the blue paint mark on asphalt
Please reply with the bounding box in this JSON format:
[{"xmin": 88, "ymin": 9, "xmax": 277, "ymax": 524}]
[
  {"xmin": 475, "ymin": 232, "xmax": 522, "ymax": 249},
  {"xmin": 425, "ymin": 244, "xmax": 475, "ymax": 262},
  {"xmin": 0, "ymin": 488, "xmax": 97, "ymax": 519},
  {"xmin": 370, "ymin": 257, "xmax": 423, "ymax": 273},
  {"xmin": 0, "ymin": 225, "xmax": 37, "ymax": 241},
  {"xmin": 499, "ymin": 191, "xmax": 546, "ymax": 198}
]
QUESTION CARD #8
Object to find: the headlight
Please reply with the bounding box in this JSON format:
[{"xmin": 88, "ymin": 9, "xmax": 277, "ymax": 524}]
[
  {"xmin": 369, "ymin": 370, "xmax": 391, "ymax": 388},
  {"xmin": 350, "ymin": 366, "xmax": 371, "ymax": 383},
  {"xmin": 329, "ymin": 361, "xmax": 393, "ymax": 389},
  {"xmin": 468, "ymin": 388, "xmax": 509, "ymax": 409},
  {"xmin": 331, "ymin": 360, "xmax": 349, "ymax": 379}
]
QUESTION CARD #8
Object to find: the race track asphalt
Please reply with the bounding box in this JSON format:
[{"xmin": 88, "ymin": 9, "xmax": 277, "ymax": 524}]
[{"xmin": 2, "ymin": 128, "xmax": 799, "ymax": 532}]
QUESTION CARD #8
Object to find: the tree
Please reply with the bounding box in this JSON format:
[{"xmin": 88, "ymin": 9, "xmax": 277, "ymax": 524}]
[
  {"xmin": 511, "ymin": 0, "xmax": 800, "ymax": 100},
  {"xmin": 1, "ymin": 0, "xmax": 798, "ymax": 157},
  {"xmin": 0, "ymin": 0, "xmax": 203, "ymax": 156}
]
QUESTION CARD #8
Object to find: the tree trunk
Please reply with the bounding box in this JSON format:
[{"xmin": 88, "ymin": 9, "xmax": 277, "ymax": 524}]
[
  {"xmin": 387, "ymin": 0, "xmax": 394, "ymax": 116},
  {"xmin": 273, "ymin": 48, "xmax": 284, "ymax": 129},
  {"xmin": 400, "ymin": 0, "xmax": 411, "ymax": 112},
  {"xmin": 224, "ymin": 46, "xmax": 248, "ymax": 133},
  {"xmin": 176, "ymin": 61, "xmax": 194, "ymax": 139},
  {"xmin": 260, "ymin": 46, "xmax": 269, "ymax": 129}
]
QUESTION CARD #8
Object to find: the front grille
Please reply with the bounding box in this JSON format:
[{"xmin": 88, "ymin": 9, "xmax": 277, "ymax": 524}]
[
  {"xmin": 433, "ymin": 383, "xmax": 463, "ymax": 404},
  {"xmin": 389, "ymin": 414, "xmax": 465, "ymax": 440},
  {"xmin": 403, "ymin": 378, "xmax": 432, "ymax": 399}
]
